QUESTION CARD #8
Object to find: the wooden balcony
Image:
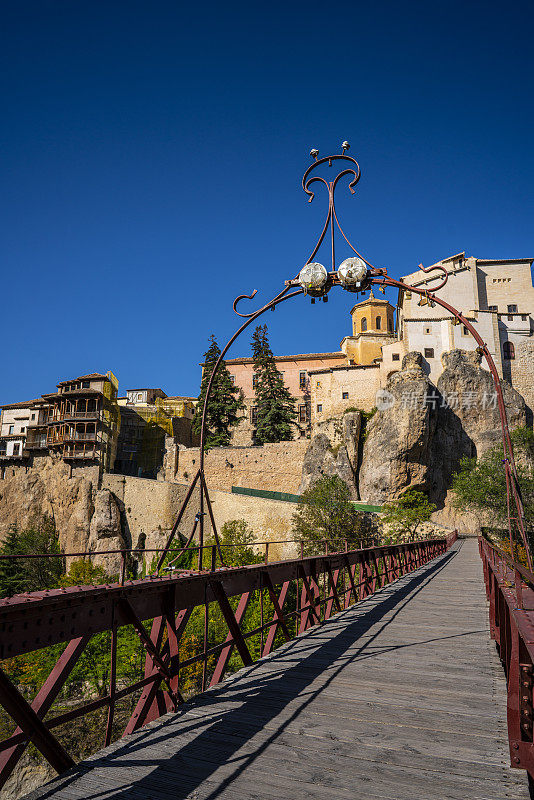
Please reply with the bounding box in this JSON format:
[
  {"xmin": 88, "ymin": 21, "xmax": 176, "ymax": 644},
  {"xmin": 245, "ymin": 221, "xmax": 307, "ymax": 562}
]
[
  {"xmin": 62, "ymin": 448, "xmax": 99, "ymax": 460},
  {"xmin": 48, "ymin": 432, "xmax": 99, "ymax": 446},
  {"xmin": 25, "ymin": 437, "xmax": 48, "ymax": 450},
  {"xmin": 47, "ymin": 410, "xmax": 101, "ymax": 423},
  {"xmin": 63, "ymin": 431, "xmax": 99, "ymax": 442}
]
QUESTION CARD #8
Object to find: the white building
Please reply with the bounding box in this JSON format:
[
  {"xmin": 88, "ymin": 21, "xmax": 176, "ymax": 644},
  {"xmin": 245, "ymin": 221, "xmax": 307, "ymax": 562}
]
[
  {"xmin": 381, "ymin": 253, "xmax": 534, "ymax": 413},
  {"xmin": 124, "ymin": 388, "xmax": 168, "ymax": 406},
  {"xmin": 0, "ymin": 400, "xmax": 38, "ymax": 460}
]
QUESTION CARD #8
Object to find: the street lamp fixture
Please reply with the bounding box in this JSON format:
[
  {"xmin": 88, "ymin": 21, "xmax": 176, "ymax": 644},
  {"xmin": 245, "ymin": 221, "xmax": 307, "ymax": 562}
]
[
  {"xmin": 298, "ymin": 262, "xmax": 329, "ymax": 296},
  {"xmin": 337, "ymin": 256, "xmax": 368, "ymax": 290}
]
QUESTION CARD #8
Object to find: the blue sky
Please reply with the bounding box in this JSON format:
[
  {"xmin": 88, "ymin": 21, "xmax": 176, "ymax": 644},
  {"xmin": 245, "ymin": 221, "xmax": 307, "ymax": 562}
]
[{"xmin": 1, "ymin": 1, "xmax": 533, "ymax": 403}]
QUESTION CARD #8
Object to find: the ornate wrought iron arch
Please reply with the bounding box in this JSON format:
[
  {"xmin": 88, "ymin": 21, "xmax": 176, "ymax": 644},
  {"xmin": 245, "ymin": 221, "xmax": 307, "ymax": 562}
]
[{"xmin": 157, "ymin": 144, "xmax": 531, "ymax": 573}]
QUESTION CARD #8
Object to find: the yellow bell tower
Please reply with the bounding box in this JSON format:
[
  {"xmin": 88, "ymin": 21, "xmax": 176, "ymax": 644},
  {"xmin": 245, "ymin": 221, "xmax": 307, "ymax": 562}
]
[{"xmin": 340, "ymin": 290, "xmax": 396, "ymax": 365}]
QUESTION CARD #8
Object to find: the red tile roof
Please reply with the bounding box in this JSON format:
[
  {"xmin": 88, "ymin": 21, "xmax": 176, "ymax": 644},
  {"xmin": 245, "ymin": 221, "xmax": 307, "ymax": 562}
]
[
  {"xmin": 57, "ymin": 373, "xmax": 109, "ymax": 386},
  {"xmin": 0, "ymin": 399, "xmax": 41, "ymax": 410},
  {"xmin": 223, "ymin": 352, "xmax": 345, "ymax": 365}
]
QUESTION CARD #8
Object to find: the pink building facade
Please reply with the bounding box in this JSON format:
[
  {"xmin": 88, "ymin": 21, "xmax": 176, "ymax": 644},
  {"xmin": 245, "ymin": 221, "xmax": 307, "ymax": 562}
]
[{"xmin": 225, "ymin": 351, "xmax": 347, "ymax": 445}]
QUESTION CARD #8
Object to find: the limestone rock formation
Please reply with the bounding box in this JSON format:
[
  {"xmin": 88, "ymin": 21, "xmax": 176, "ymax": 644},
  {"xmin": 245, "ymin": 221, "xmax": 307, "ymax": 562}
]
[
  {"xmin": 429, "ymin": 349, "xmax": 526, "ymax": 532},
  {"xmin": 299, "ymin": 411, "xmax": 361, "ymax": 498},
  {"xmin": 358, "ymin": 348, "xmax": 527, "ymax": 533},
  {"xmin": 88, "ymin": 488, "xmax": 125, "ymax": 573},
  {"xmin": 429, "ymin": 349, "xmax": 526, "ymax": 500},
  {"xmin": 359, "ymin": 352, "xmax": 436, "ymax": 504},
  {"xmin": 0, "ymin": 457, "xmax": 95, "ymax": 552},
  {"xmin": 435, "ymin": 349, "xmax": 526, "ymax": 460},
  {"xmin": 2, "ymin": 751, "xmax": 55, "ymax": 800},
  {"xmin": 341, "ymin": 411, "xmax": 361, "ymax": 476}
]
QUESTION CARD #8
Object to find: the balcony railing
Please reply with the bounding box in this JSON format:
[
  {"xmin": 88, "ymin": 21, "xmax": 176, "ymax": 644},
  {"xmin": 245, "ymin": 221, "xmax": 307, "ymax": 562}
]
[
  {"xmin": 48, "ymin": 433, "xmax": 99, "ymax": 446},
  {"xmin": 64, "ymin": 410, "xmax": 100, "ymax": 420},
  {"xmin": 25, "ymin": 437, "xmax": 48, "ymax": 449},
  {"xmin": 65, "ymin": 432, "xmax": 98, "ymax": 442},
  {"xmin": 62, "ymin": 449, "xmax": 98, "ymax": 460},
  {"xmin": 479, "ymin": 537, "xmax": 534, "ymax": 782},
  {"xmin": 47, "ymin": 410, "xmax": 101, "ymax": 423}
]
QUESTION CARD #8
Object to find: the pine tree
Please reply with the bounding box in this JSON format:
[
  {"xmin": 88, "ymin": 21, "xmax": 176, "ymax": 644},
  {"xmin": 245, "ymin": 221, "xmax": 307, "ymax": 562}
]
[
  {"xmin": 0, "ymin": 526, "xmax": 27, "ymax": 598},
  {"xmin": 0, "ymin": 518, "xmax": 63, "ymax": 598},
  {"xmin": 251, "ymin": 324, "xmax": 297, "ymax": 444},
  {"xmin": 19, "ymin": 518, "xmax": 63, "ymax": 592},
  {"xmin": 193, "ymin": 335, "xmax": 245, "ymax": 448}
]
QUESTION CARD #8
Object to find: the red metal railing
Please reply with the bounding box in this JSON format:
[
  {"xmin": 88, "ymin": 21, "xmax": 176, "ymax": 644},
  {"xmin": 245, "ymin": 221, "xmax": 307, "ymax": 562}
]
[
  {"xmin": 0, "ymin": 535, "xmax": 456, "ymax": 788},
  {"xmin": 479, "ymin": 537, "xmax": 534, "ymax": 779},
  {"xmin": 0, "ymin": 538, "xmax": 383, "ymax": 588}
]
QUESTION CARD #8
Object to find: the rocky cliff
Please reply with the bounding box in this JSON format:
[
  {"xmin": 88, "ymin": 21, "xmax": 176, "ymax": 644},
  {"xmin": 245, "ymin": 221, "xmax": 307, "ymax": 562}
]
[
  {"xmin": 430, "ymin": 349, "xmax": 526, "ymax": 492},
  {"xmin": 429, "ymin": 349, "xmax": 526, "ymax": 532},
  {"xmin": 299, "ymin": 411, "xmax": 361, "ymax": 498},
  {"xmin": 1, "ymin": 349, "xmax": 528, "ymax": 551},
  {"xmin": 1, "ymin": 752, "xmax": 55, "ymax": 800},
  {"xmin": 358, "ymin": 349, "xmax": 526, "ymax": 507},
  {"xmin": 0, "ymin": 457, "xmax": 124, "ymax": 561},
  {"xmin": 359, "ymin": 352, "xmax": 436, "ymax": 503},
  {"xmin": 299, "ymin": 349, "xmax": 528, "ymax": 534},
  {"xmin": 88, "ymin": 488, "xmax": 126, "ymax": 572}
]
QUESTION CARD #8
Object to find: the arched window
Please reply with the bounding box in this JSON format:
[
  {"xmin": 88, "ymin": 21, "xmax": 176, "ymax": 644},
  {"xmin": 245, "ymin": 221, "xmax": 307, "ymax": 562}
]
[
  {"xmin": 503, "ymin": 341, "xmax": 515, "ymax": 360},
  {"xmin": 361, "ymin": 317, "xmax": 367, "ymax": 332},
  {"xmin": 389, "ymin": 318, "xmax": 393, "ymax": 332},
  {"xmin": 376, "ymin": 316, "xmax": 381, "ymax": 330}
]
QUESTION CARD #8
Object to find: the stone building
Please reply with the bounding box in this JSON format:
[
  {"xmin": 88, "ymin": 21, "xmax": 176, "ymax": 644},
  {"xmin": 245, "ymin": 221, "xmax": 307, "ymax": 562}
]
[
  {"xmin": 220, "ymin": 253, "xmax": 534, "ymax": 446},
  {"xmin": 224, "ymin": 352, "xmax": 347, "ymax": 445},
  {"xmin": 311, "ymin": 292, "xmax": 396, "ymax": 425},
  {"xmin": 115, "ymin": 390, "xmax": 196, "ymax": 478},
  {"xmin": 225, "ymin": 293, "xmax": 396, "ymax": 444},
  {"xmin": 1, "ymin": 375, "xmax": 197, "ymax": 480},
  {"xmin": 382, "ymin": 253, "xmax": 534, "ymax": 415},
  {"xmin": 3, "ymin": 372, "xmax": 121, "ymax": 473},
  {"xmin": 24, "ymin": 399, "xmax": 52, "ymax": 456},
  {"xmin": 125, "ymin": 388, "xmax": 167, "ymax": 405},
  {"xmin": 309, "ymin": 363, "xmax": 382, "ymax": 425},
  {"xmin": 339, "ymin": 290, "xmax": 396, "ymax": 364}
]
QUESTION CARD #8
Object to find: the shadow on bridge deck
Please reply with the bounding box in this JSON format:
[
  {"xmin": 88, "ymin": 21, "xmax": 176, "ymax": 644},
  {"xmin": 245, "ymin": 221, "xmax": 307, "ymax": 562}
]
[{"xmin": 25, "ymin": 539, "xmax": 531, "ymax": 800}]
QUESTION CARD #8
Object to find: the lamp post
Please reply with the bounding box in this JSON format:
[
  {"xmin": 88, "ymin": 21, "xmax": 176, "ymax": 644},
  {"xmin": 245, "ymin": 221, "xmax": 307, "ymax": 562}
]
[{"xmin": 156, "ymin": 144, "xmax": 532, "ymax": 574}]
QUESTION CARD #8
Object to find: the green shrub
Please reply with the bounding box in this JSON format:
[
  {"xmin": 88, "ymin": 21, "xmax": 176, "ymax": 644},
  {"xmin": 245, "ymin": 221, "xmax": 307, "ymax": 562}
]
[{"xmin": 292, "ymin": 475, "xmax": 363, "ymax": 555}]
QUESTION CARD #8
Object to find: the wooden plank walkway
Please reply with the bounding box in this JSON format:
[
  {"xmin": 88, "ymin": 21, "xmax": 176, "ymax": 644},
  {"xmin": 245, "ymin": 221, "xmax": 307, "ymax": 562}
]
[{"xmin": 26, "ymin": 539, "xmax": 531, "ymax": 800}]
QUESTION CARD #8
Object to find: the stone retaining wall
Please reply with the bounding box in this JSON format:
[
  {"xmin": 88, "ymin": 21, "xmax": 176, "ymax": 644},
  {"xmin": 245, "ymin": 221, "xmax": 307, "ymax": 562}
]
[
  {"xmin": 101, "ymin": 474, "xmax": 299, "ymax": 561},
  {"xmin": 165, "ymin": 440, "xmax": 309, "ymax": 494}
]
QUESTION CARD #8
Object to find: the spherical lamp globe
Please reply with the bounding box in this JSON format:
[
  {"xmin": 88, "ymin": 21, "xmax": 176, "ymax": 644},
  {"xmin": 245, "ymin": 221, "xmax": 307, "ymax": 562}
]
[
  {"xmin": 298, "ymin": 262, "xmax": 329, "ymax": 297},
  {"xmin": 338, "ymin": 257, "xmax": 367, "ymax": 290}
]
